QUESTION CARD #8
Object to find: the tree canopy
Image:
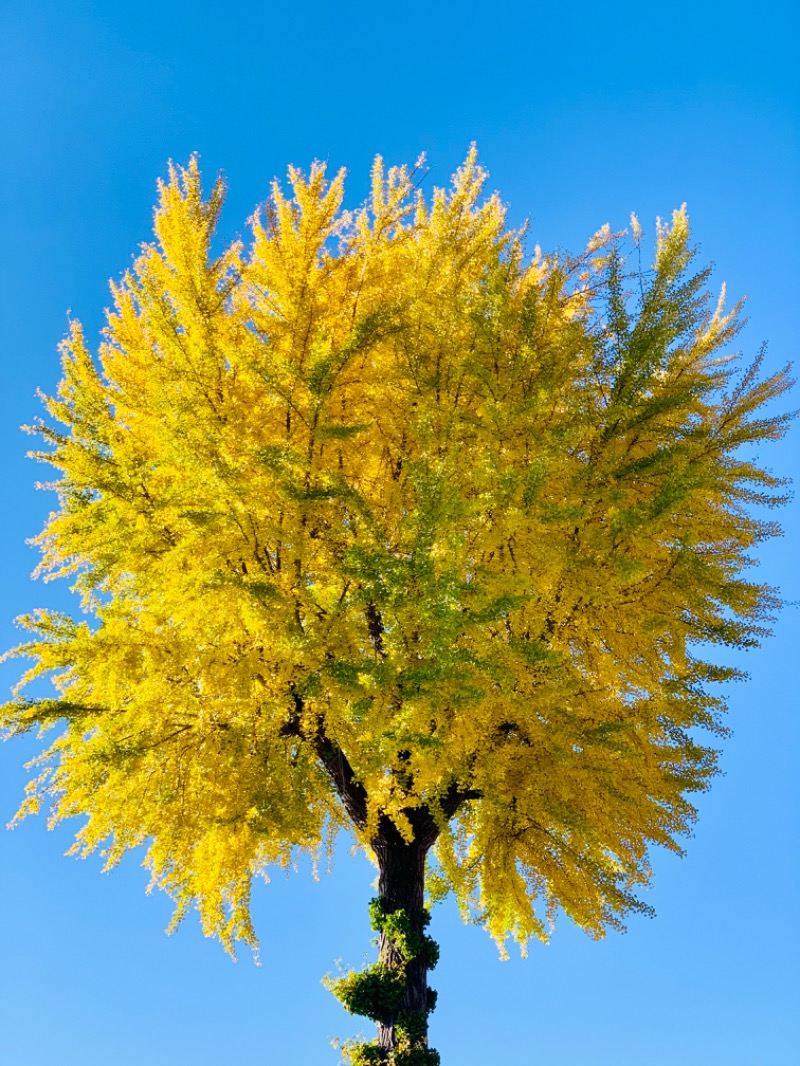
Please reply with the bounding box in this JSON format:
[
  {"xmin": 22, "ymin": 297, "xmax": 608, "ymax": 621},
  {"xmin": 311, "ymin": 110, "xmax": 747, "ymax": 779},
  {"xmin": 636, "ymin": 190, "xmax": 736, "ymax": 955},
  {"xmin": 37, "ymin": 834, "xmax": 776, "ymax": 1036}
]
[{"xmin": 2, "ymin": 151, "xmax": 791, "ymax": 1017}]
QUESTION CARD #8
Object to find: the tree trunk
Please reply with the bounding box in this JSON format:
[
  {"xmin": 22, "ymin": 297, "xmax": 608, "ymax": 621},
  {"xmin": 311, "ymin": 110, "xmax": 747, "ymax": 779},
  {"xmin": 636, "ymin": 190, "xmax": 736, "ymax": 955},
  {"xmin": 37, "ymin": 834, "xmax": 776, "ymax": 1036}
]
[{"xmin": 372, "ymin": 835, "xmax": 430, "ymax": 1054}]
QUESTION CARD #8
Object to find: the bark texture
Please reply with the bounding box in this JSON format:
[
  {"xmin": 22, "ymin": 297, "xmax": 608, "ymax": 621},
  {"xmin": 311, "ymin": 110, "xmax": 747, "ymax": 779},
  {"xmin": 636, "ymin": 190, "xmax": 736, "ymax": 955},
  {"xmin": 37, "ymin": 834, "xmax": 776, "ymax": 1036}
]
[{"xmin": 373, "ymin": 834, "xmax": 429, "ymax": 1053}]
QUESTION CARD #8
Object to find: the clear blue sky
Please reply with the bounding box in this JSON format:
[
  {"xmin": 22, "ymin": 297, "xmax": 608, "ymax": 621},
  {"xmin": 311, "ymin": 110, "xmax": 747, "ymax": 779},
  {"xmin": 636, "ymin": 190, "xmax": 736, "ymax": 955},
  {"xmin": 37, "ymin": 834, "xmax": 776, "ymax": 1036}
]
[{"xmin": 1, "ymin": 2, "xmax": 798, "ymax": 1063}]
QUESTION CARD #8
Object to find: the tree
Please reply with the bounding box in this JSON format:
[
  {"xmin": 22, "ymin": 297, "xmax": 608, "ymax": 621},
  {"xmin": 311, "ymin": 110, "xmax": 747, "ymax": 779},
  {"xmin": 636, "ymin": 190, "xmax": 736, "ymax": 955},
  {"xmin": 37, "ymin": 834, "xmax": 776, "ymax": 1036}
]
[{"xmin": 2, "ymin": 150, "xmax": 792, "ymax": 1064}]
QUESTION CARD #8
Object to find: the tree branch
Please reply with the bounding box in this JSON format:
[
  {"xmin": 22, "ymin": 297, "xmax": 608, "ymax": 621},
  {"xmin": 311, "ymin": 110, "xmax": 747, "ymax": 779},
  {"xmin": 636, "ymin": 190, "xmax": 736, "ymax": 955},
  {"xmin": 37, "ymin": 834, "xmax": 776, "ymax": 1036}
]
[
  {"xmin": 365, "ymin": 602, "xmax": 387, "ymax": 659},
  {"xmin": 282, "ymin": 689, "xmax": 482, "ymax": 848},
  {"xmin": 281, "ymin": 689, "xmax": 368, "ymax": 830},
  {"xmin": 379, "ymin": 784, "xmax": 484, "ymax": 853},
  {"xmin": 439, "ymin": 784, "xmax": 483, "ymax": 820}
]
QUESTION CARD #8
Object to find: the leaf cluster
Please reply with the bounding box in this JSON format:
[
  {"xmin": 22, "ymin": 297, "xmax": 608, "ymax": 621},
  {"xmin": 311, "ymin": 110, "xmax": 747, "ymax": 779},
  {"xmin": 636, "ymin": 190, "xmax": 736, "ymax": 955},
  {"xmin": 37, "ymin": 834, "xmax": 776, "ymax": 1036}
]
[{"xmin": 2, "ymin": 149, "xmax": 793, "ymax": 956}]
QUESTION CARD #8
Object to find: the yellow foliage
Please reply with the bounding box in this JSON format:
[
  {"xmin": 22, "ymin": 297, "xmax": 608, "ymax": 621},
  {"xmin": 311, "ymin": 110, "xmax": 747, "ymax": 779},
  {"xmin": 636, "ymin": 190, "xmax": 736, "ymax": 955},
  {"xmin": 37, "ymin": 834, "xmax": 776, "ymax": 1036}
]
[{"xmin": 2, "ymin": 150, "xmax": 792, "ymax": 956}]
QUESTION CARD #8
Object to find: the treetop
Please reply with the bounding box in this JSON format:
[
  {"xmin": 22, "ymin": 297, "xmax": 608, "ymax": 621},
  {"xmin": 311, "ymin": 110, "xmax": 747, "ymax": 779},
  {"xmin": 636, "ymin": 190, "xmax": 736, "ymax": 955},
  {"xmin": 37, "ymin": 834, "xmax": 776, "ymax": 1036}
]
[{"xmin": 3, "ymin": 149, "xmax": 793, "ymax": 956}]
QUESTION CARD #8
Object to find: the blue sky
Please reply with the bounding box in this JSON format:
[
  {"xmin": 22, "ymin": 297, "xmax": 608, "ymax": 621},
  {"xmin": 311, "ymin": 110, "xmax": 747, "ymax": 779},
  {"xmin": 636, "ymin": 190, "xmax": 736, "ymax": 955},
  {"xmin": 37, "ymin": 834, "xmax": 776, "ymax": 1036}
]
[{"xmin": 1, "ymin": 2, "xmax": 798, "ymax": 1063}]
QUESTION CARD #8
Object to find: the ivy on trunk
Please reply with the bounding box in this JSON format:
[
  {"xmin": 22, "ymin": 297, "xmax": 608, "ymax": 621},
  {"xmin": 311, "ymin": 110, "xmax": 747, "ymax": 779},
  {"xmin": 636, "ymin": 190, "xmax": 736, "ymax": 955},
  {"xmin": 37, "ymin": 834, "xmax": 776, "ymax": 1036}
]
[{"xmin": 329, "ymin": 834, "xmax": 441, "ymax": 1064}]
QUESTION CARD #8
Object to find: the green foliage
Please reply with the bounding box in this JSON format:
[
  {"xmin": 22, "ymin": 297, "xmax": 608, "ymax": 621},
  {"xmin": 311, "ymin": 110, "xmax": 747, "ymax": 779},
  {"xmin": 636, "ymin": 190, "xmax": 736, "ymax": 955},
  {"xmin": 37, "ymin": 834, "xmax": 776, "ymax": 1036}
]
[
  {"xmin": 342, "ymin": 1041, "xmax": 387, "ymax": 1065},
  {"xmin": 334, "ymin": 901, "xmax": 440, "ymax": 1064},
  {"xmin": 341, "ymin": 1040, "xmax": 441, "ymax": 1066},
  {"xmin": 327, "ymin": 965, "xmax": 406, "ymax": 1021},
  {"xmin": 394, "ymin": 1049, "xmax": 441, "ymax": 1066},
  {"xmin": 396, "ymin": 1010, "xmax": 429, "ymax": 1044},
  {"xmin": 368, "ymin": 899, "xmax": 438, "ymax": 968},
  {"xmin": 403, "ymin": 1052, "xmax": 441, "ymax": 1066}
]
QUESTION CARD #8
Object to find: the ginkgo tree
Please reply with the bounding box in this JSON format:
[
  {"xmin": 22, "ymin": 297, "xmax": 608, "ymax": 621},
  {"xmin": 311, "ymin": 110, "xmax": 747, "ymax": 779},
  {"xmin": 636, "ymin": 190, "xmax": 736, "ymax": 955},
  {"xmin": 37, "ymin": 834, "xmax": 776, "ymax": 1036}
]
[{"xmin": 2, "ymin": 150, "xmax": 792, "ymax": 1065}]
